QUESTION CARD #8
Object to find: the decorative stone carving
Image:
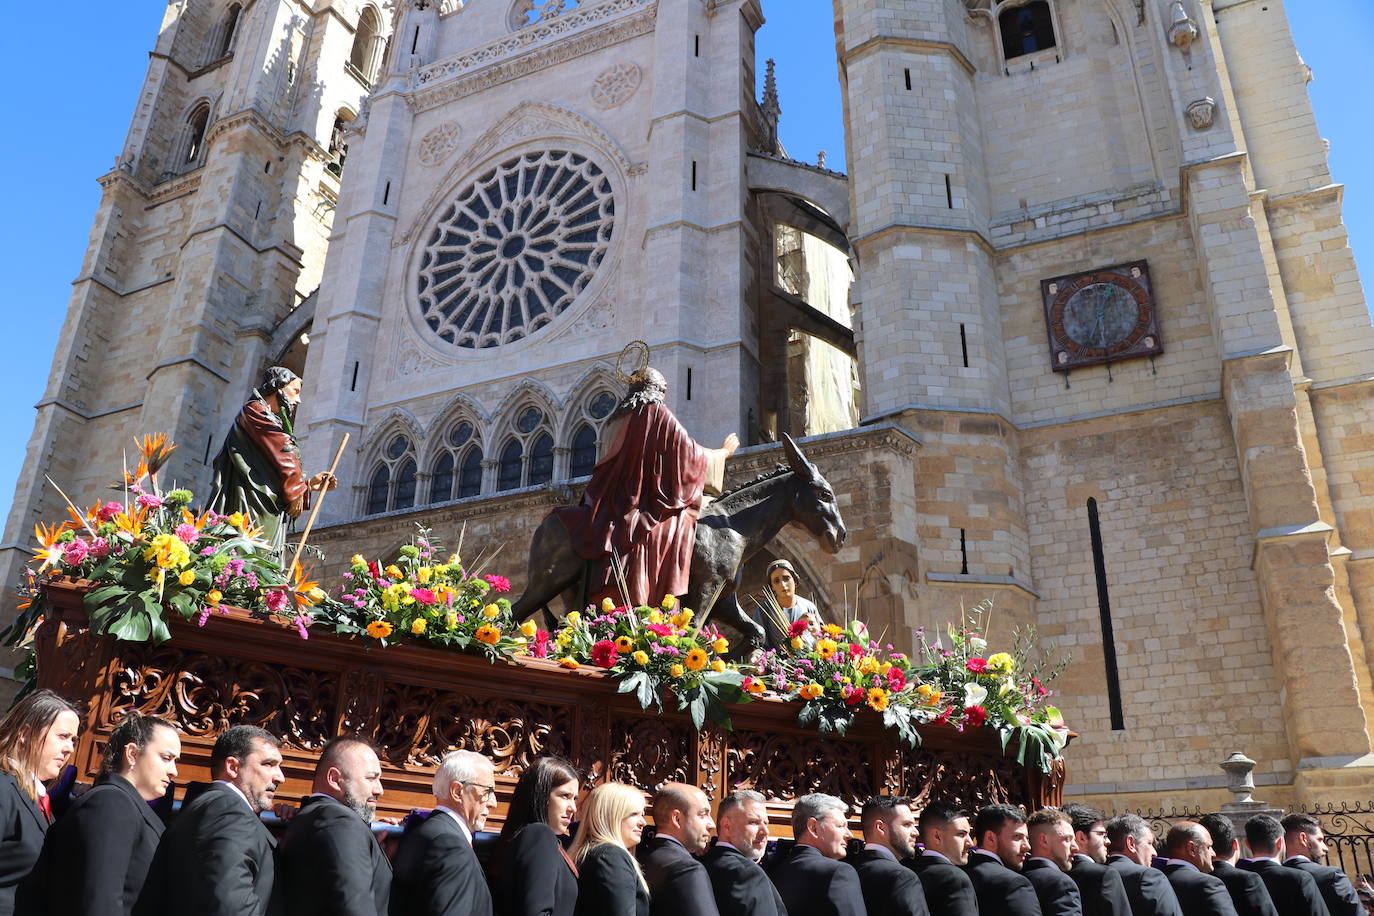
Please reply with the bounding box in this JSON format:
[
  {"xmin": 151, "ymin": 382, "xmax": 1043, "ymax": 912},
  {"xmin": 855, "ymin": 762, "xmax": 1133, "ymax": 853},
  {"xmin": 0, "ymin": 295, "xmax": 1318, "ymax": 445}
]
[
  {"xmin": 571, "ymin": 299, "xmax": 615, "ymax": 332},
  {"xmin": 395, "ymin": 346, "xmax": 446, "ymax": 378},
  {"xmin": 1186, "ymin": 97, "xmax": 1216, "ymax": 130},
  {"xmin": 1167, "ymin": 1, "xmax": 1198, "ymax": 49},
  {"xmin": 417, "ymin": 121, "xmax": 462, "ymax": 166},
  {"xmin": 590, "ymin": 62, "xmax": 641, "ymax": 109}
]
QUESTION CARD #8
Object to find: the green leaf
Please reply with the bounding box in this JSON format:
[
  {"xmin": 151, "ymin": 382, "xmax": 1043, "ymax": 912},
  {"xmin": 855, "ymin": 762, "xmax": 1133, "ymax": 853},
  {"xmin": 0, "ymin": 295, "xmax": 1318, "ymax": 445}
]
[
  {"xmin": 798, "ymin": 703, "xmax": 819, "ymax": 727},
  {"xmin": 688, "ymin": 693, "xmax": 707, "ymax": 731}
]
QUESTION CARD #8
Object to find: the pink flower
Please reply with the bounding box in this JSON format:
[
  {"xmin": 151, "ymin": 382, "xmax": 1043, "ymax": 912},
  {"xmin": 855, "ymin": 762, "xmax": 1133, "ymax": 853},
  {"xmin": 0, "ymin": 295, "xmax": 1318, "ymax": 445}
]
[
  {"xmin": 532, "ymin": 630, "xmax": 552, "ymax": 659},
  {"xmin": 590, "ymin": 640, "xmax": 618, "ymax": 668},
  {"xmin": 886, "ymin": 667, "xmax": 907, "ymax": 692},
  {"xmin": 848, "ymin": 643, "xmax": 864, "ymax": 658},
  {"xmin": 196, "ymin": 609, "xmax": 212, "ymax": 627},
  {"xmin": 135, "ymin": 493, "xmax": 163, "ymax": 509},
  {"xmin": 88, "ymin": 537, "xmax": 111, "ymax": 559},
  {"xmin": 963, "ymin": 705, "xmax": 988, "ymax": 727},
  {"xmin": 96, "ymin": 502, "xmax": 122, "ymax": 522},
  {"xmin": 410, "ymin": 588, "xmax": 436, "ymax": 605},
  {"xmin": 174, "ymin": 523, "xmax": 199, "ymax": 545},
  {"xmin": 484, "ymin": 574, "xmax": 511, "ymax": 593},
  {"xmin": 646, "ymin": 623, "xmax": 675, "ymax": 638},
  {"xmin": 293, "ymin": 614, "xmax": 311, "ymax": 640},
  {"xmin": 966, "ymin": 657, "xmax": 990, "ymax": 674},
  {"xmin": 264, "ymin": 589, "xmax": 288, "ymax": 613},
  {"xmin": 61, "ymin": 540, "xmax": 89, "ymax": 566}
]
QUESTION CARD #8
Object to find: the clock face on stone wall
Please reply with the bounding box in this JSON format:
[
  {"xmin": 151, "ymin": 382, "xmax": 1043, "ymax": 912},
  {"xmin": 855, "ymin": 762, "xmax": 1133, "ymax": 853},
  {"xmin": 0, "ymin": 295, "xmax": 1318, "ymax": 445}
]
[{"xmin": 1041, "ymin": 260, "xmax": 1161, "ymax": 372}]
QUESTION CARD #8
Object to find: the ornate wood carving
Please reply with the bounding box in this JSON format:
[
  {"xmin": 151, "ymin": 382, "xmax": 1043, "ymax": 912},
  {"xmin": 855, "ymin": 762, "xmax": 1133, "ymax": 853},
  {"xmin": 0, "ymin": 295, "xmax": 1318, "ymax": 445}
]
[
  {"xmin": 610, "ymin": 714, "xmax": 693, "ymax": 790},
  {"xmin": 726, "ymin": 731, "xmax": 877, "ymax": 809}
]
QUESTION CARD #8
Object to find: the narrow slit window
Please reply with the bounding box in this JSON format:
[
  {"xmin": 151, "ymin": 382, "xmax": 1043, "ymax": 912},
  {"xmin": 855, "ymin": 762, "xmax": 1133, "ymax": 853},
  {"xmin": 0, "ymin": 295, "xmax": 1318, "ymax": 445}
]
[
  {"xmin": 904, "ymin": 68, "xmax": 912, "ymax": 90},
  {"xmin": 959, "ymin": 528, "xmax": 969, "ymax": 575},
  {"xmin": 945, "ymin": 174, "xmax": 954, "ymax": 208},
  {"xmin": 960, "ymin": 324, "xmax": 969, "ymax": 367},
  {"xmin": 1087, "ymin": 498, "xmax": 1126, "ymax": 730}
]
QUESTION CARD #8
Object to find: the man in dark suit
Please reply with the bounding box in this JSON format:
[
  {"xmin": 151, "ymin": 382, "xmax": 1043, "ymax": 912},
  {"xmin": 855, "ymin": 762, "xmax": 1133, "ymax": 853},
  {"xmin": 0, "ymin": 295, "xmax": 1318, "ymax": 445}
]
[
  {"xmin": 963, "ymin": 804, "xmax": 1041, "ymax": 916},
  {"xmin": 847, "ymin": 795, "xmax": 929, "ymax": 916},
  {"xmin": 640, "ymin": 782, "xmax": 721, "ymax": 916},
  {"xmin": 1158, "ymin": 822, "xmax": 1237, "ymax": 916},
  {"xmin": 135, "ymin": 724, "xmax": 283, "ymax": 916},
  {"xmin": 1022, "ymin": 808, "xmax": 1084, "ymax": 916},
  {"xmin": 1197, "ymin": 815, "xmax": 1276, "ymax": 916},
  {"xmin": 1063, "ymin": 804, "xmax": 1130, "ymax": 916},
  {"xmin": 1104, "ymin": 814, "xmax": 1183, "ymax": 916},
  {"xmin": 910, "ymin": 800, "xmax": 978, "ymax": 915},
  {"xmin": 1283, "ymin": 814, "xmax": 1360, "ymax": 916},
  {"xmin": 703, "ymin": 790, "xmax": 786, "ymax": 916},
  {"xmin": 27, "ymin": 715, "xmax": 178, "ymax": 915},
  {"xmin": 1238, "ymin": 815, "xmax": 1329, "ymax": 916},
  {"xmin": 767, "ymin": 792, "xmax": 866, "ymax": 916},
  {"xmin": 280, "ymin": 736, "xmax": 391, "ymax": 916},
  {"xmin": 389, "ymin": 749, "xmax": 496, "ymax": 916}
]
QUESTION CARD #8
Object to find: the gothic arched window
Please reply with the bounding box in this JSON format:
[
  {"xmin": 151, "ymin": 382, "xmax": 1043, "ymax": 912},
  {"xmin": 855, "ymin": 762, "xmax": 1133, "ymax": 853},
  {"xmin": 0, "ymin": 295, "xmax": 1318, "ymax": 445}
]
[
  {"xmin": 364, "ymin": 432, "xmax": 417, "ymax": 514},
  {"xmin": 999, "ymin": 1, "xmax": 1056, "ymax": 59},
  {"xmin": 496, "ymin": 405, "xmax": 554, "ymax": 491},
  {"xmin": 349, "ymin": 6, "xmax": 385, "ymax": 87},
  {"xmin": 566, "ymin": 388, "xmax": 619, "ymax": 479},
  {"xmin": 185, "ymin": 104, "xmax": 211, "ymax": 164},
  {"xmin": 426, "ymin": 419, "xmax": 484, "ymax": 503},
  {"xmin": 569, "ymin": 424, "xmax": 598, "ymax": 478},
  {"xmin": 218, "ymin": 4, "xmax": 242, "ymax": 58},
  {"xmin": 498, "ymin": 439, "xmax": 524, "ymax": 491}
]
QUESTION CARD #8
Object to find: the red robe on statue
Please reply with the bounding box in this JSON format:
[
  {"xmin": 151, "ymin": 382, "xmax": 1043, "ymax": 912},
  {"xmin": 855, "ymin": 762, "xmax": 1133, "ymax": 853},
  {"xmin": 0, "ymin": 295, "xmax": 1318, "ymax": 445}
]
[{"xmin": 554, "ymin": 401, "xmax": 709, "ymax": 607}]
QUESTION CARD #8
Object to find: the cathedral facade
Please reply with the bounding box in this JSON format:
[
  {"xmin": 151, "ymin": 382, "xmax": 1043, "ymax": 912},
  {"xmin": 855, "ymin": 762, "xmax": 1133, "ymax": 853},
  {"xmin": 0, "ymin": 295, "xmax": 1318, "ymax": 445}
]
[{"xmin": 7, "ymin": 0, "xmax": 1374, "ymax": 814}]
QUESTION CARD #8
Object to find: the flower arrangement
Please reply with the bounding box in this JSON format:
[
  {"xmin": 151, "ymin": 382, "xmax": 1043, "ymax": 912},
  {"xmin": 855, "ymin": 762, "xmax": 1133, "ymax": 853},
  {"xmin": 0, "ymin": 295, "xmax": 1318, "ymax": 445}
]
[
  {"xmin": 8, "ymin": 435, "xmax": 294, "ymax": 648},
  {"xmin": 547, "ymin": 595, "xmax": 747, "ymax": 729},
  {"xmin": 308, "ymin": 526, "xmax": 527, "ymax": 662}
]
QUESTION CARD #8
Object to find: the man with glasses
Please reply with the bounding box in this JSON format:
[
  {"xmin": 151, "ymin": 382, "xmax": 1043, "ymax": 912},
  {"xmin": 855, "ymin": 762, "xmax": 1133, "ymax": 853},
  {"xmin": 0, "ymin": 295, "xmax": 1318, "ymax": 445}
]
[{"xmin": 390, "ymin": 749, "xmax": 496, "ymax": 916}]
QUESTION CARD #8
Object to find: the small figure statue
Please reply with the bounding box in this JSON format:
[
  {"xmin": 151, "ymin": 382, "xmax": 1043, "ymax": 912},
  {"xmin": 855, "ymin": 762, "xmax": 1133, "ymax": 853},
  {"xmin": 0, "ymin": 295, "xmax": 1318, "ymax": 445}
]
[
  {"xmin": 208, "ymin": 367, "xmax": 337, "ymax": 558},
  {"xmin": 554, "ymin": 364, "xmax": 738, "ymax": 608},
  {"xmin": 763, "ymin": 559, "xmax": 821, "ymax": 648}
]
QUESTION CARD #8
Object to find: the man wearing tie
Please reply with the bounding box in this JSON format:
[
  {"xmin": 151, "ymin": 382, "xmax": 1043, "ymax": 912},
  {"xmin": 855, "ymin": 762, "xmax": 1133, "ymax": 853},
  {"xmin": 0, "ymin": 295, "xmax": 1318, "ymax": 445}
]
[
  {"xmin": 1104, "ymin": 814, "xmax": 1184, "ymax": 916},
  {"xmin": 963, "ymin": 804, "xmax": 1041, "ymax": 916},
  {"xmin": 389, "ymin": 749, "xmax": 497, "ymax": 916},
  {"xmin": 280, "ymin": 737, "xmax": 391, "ymax": 916},
  {"xmin": 847, "ymin": 796, "xmax": 930, "ymax": 916},
  {"xmin": 1063, "ymin": 804, "xmax": 1130, "ymax": 916},
  {"xmin": 1022, "ymin": 808, "xmax": 1084, "ymax": 916},
  {"xmin": 1238, "ymin": 815, "xmax": 1328, "ymax": 916},
  {"xmin": 135, "ymin": 725, "xmax": 284, "ymax": 916},
  {"xmin": 640, "ymin": 783, "xmax": 721, "ymax": 916},
  {"xmin": 1197, "ymin": 815, "xmax": 1276, "ymax": 916},
  {"xmin": 1282, "ymin": 814, "xmax": 1360, "ymax": 916},
  {"xmin": 1159, "ymin": 823, "xmax": 1237, "ymax": 916},
  {"xmin": 702, "ymin": 791, "xmax": 786, "ymax": 916},
  {"xmin": 767, "ymin": 793, "xmax": 866, "ymax": 916},
  {"xmin": 910, "ymin": 801, "xmax": 978, "ymax": 915}
]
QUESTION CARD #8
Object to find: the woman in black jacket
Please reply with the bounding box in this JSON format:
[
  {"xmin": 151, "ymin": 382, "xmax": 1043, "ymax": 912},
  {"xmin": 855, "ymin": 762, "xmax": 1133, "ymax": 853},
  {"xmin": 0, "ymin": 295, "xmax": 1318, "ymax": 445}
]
[
  {"xmin": 570, "ymin": 782, "xmax": 649, "ymax": 916},
  {"xmin": 0, "ymin": 689, "xmax": 79, "ymax": 915},
  {"xmin": 494, "ymin": 756, "xmax": 581, "ymax": 916}
]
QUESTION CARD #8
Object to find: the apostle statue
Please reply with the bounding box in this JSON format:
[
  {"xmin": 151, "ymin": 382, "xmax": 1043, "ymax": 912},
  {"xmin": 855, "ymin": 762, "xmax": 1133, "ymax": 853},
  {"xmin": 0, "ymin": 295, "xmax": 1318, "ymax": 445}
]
[
  {"xmin": 208, "ymin": 366, "xmax": 337, "ymax": 557},
  {"xmin": 554, "ymin": 364, "xmax": 738, "ymax": 608}
]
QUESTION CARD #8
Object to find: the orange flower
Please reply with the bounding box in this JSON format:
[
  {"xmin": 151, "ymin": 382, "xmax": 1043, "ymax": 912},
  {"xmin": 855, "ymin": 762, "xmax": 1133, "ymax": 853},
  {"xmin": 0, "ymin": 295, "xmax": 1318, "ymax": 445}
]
[
  {"xmin": 614, "ymin": 636, "xmax": 634, "ymax": 654},
  {"xmin": 684, "ymin": 647, "xmax": 708, "ymax": 672},
  {"xmin": 867, "ymin": 688, "xmax": 889, "ymax": 712},
  {"xmin": 366, "ymin": 620, "xmax": 393, "ymax": 639},
  {"xmin": 559, "ymin": 657, "xmax": 580, "ymax": 669},
  {"xmin": 32, "ymin": 521, "xmax": 73, "ymax": 570},
  {"xmin": 134, "ymin": 433, "xmax": 176, "ymax": 477},
  {"xmin": 475, "ymin": 625, "xmax": 501, "ymax": 645},
  {"xmin": 799, "ymin": 683, "xmax": 824, "ymax": 700}
]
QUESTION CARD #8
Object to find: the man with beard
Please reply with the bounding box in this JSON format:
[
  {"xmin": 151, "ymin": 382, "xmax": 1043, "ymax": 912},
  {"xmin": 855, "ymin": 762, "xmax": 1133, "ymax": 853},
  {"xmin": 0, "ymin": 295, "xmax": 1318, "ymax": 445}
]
[
  {"xmin": 964, "ymin": 804, "xmax": 1041, "ymax": 916},
  {"xmin": 1197, "ymin": 815, "xmax": 1276, "ymax": 916},
  {"xmin": 1023, "ymin": 809, "xmax": 1084, "ymax": 916},
  {"xmin": 1063, "ymin": 804, "xmax": 1131, "ymax": 916},
  {"xmin": 702, "ymin": 790, "xmax": 786, "ymax": 916},
  {"xmin": 280, "ymin": 737, "xmax": 389, "ymax": 916},
  {"xmin": 135, "ymin": 725, "xmax": 284, "ymax": 916},
  {"xmin": 209, "ymin": 366, "xmax": 336, "ymax": 557},
  {"xmin": 1282, "ymin": 814, "xmax": 1360, "ymax": 916},
  {"xmin": 910, "ymin": 801, "xmax": 978, "ymax": 915},
  {"xmin": 640, "ymin": 783, "xmax": 721, "ymax": 916},
  {"xmin": 848, "ymin": 795, "xmax": 930, "ymax": 916}
]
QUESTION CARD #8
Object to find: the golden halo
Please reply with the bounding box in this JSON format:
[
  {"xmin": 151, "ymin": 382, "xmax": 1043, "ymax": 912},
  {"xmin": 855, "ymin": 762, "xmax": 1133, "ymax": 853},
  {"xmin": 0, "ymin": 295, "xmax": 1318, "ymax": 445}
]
[{"xmin": 615, "ymin": 341, "xmax": 651, "ymax": 384}]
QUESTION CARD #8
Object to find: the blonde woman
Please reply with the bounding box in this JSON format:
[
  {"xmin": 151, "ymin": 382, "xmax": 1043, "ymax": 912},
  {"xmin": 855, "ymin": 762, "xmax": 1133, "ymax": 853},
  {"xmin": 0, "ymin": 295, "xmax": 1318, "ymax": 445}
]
[{"xmin": 571, "ymin": 782, "xmax": 650, "ymax": 916}]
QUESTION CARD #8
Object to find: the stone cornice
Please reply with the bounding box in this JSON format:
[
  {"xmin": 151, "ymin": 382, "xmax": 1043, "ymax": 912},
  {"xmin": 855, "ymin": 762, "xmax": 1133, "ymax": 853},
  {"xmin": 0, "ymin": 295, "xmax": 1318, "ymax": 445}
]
[
  {"xmin": 843, "ymin": 35, "xmax": 976, "ymax": 77},
  {"xmin": 925, "ymin": 571, "xmax": 1040, "ymax": 600},
  {"xmin": 727, "ymin": 424, "xmax": 919, "ymax": 479},
  {"xmin": 409, "ymin": 1, "xmax": 657, "ymax": 111}
]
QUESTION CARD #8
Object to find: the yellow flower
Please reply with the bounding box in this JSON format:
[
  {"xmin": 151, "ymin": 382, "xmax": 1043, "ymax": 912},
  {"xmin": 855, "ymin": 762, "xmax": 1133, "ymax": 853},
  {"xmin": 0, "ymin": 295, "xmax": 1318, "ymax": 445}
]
[
  {"xmin": 661, "ymin": 594, "xmax": 678, "ymax": 611},
  {"xmin": 519, "ymin": 620, "xmax": 538, "ymax": 639},
  {"xmin": 648, "ymin": 610, "xmax": 665, "ymax": 624},
  {"xmin": 178, "ymin": 569, "xmax": 196, "ymax": 586},
  {"xmin": 350, "ymin": 554, "xmax": 366, "ymax": 566},
  {"xmin": 915, "ymin": 684, "xmax": 942, "ymax": 705},
  {"xmin": 879, "ymin": 662, "xmax": 893, "ymax": 675},
  {"xmin": 483, "ymin": 603, "xmax": 500, "ymax": 619},
  {"xmin": 675, "ymin": 608, "xmax": 694, "ymax": 626},
  {"xmin": 670, "ymin": 664, "xmax": 685, "ymax": 678},
  {"xmin": 433, "ymin": 584, "xmax": 455, "ymax": 604},
  {"xmin": 858, "ymin": 657, "xmax": 879, "ymax": 675},
  {"xmin": 206, "ymin": 589, "xmax": 223, "ymax": 606},
  {"xmin": 475, "ymin": 625, "xmax": 501, "ymax": 645},
  {"xmin": 823, "ymin": 624, "xmax": 842, "ymax": 637},
  {"xmin": 411, "ymin": 618, "xmax": 427, "ymax": 635},
  {"xmin": 684, "ymin": 647, "xmax": 708, "ymax": 671},
  {"xmin": 712, "ymin": 637, "xmax": 729, "ymax": 654},
  {"xmin": 401, "ymin": 595, "xmax": 416, "ymax": 606},
  {"xmin": 227, "ymin": 512, "xmax": 247, "ymax": 531},
  {"xmin": 614, "ymin": 636, "xmax": 634, "ymax": 654},
  {"xmin": 366, "ymin": 620, "xmax": 393, "ymax": 639},
  {"xmin": 416, "ymin": 566, "xmax": 433, "ymax": 584},
  {"xmin": 867, "ymin": 688, "xmax": 890, "ymax": 711},
  {"xmin": 710, "ymin": 660, "xmax": 726, "ymax": 673},
  {"xmin": 632, "ymin": 650, "xmax": 649, "ymax": 665},
  {"xmin": 816, "ymin": 639, "xmax": 839, "ymax": 660},
  {"xmin": 566, "ymin": 611, "xmax": 581, "ymax": 626},
  {"xmin": 143, "ymin": 533, "xmax": 191, "ymax": 570},
  {"xmin": 559, "ymin": 657, "xmax": 580, "ymax": 669},
  {"xmin": 445, "ymin": 612, "xmax": 458, "ymax": 630},
  {"xmin": 447, "ymin": 553, "xmax": 460, "ymax": 565},
  {"xmin": 790, "ymin": 637, "xmax": 803, "ymax": 651},
  {"xmin": 601, "ymin": 597, "xmax": 616, "ymax": 612},
  {"xmin": 385, "ymin": 565, "xmax": 403, "ymax": 580},
  {"xmin": 799, "ymin": 683, "xmax": 824, "ymax": 700},
  {"xmin": 987, "ymin": 652, "xmax": 1016, "ymax": 674},
  {"xmin": 307, "ymin": 587, "xmax": 327, "ymax": 602}
]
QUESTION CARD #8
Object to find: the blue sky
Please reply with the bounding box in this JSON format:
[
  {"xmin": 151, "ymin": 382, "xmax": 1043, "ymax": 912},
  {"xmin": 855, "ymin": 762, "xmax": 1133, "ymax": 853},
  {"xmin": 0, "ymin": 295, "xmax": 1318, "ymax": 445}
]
[{"xmin": 1, "ymin": 0, "xmax": 1370, "ymax": 530}]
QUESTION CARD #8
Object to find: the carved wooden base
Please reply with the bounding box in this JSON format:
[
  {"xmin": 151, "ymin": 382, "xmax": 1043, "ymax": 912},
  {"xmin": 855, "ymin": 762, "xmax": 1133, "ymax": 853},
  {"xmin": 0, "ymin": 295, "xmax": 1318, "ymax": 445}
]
[{"xmin": 34, "ymin": 579, "xmax": 1066, "ymax": 830}]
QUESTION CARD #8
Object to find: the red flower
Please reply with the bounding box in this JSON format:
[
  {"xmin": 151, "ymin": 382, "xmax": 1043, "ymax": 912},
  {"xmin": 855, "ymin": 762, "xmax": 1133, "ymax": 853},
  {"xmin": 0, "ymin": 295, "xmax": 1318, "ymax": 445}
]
[
  {"xmin": 787, "ymin": 619, "xmax": 810, "ymax": 639},
  {"xmin": 886, "ymin": 668, "xmax": 907, "ymax": 692},
  {"xmin": 1032, "ymin": 675, "xmax": 1048, "ymax": 697},
  {"xmin": 485, "ymin": 574, "xmax": 511, "ymax": 593},
  {"xmin": 848, "ymin": 643, "xmax": 864, "ymax": 658},
  {"xmin": 963, "ymin": 705, "xmax": 988, "ymax": 727},
  {"xmin": 843, "ymin": 685, "xmax": 864, "ymax": 707},
  {"xmin": 966, "ymin": 657, "xmax": 990, "ymax": 674},
  {"xmin": 368, "ymin": 560, "xmax": 384, "ymax": 581},
  {"xmin": 934, "ymin": 707, "xmax": 953, "ymax": 726},
  {"xmin": 590, "ymin": 640, "xmax": 618, "ymax": 668}
]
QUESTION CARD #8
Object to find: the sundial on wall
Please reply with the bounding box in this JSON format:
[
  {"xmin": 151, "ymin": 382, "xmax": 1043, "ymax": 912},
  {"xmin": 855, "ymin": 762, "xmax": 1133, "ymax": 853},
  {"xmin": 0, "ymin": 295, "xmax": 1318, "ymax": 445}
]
[{"xmin": 1041, "ymin": 260, "xmax": 1161, "ymax": 372}]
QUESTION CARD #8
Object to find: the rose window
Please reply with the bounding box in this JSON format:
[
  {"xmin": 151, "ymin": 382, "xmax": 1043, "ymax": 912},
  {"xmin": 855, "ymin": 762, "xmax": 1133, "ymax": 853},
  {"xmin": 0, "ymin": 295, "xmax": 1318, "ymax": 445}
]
[{"xmin": 416, "ymin": 150, "xmax": 615, "ymax": 349}]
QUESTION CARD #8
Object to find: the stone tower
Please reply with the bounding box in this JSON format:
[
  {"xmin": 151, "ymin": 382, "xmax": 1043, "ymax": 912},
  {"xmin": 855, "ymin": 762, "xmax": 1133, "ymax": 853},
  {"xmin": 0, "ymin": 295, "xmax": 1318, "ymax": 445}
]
[
  {"xmin": 0, "ymin": 0, "xmax": 382, "ymax": 613},
  {"xmin": 833, "ymin": 0, "xmax": 1374, "ymax": 806}
]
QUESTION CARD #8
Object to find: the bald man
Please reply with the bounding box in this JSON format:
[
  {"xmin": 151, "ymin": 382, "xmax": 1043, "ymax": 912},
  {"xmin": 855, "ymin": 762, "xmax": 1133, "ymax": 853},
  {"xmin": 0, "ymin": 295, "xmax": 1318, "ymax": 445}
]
[
  {"xmin": 1160, "ymin": 823, "xmax": 1237, "ymax": 916},
  {"xmin": 641, "ymin": 783, "xmax": 722, "ymax": 916}
]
